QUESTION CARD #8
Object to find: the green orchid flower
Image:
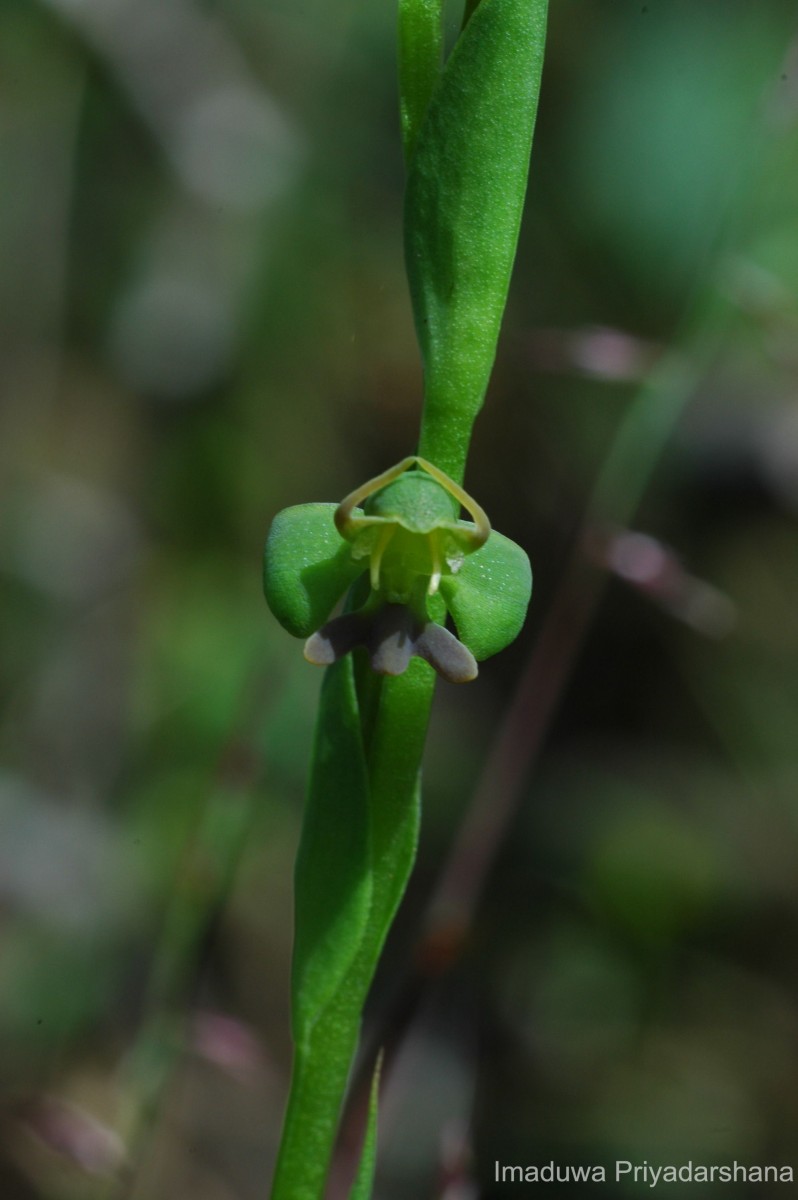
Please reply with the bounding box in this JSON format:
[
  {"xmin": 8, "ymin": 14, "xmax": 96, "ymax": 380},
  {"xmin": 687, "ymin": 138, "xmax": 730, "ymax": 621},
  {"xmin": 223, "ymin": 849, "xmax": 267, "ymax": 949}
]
[{"xmin": 263, "ymin": 456, "xmax": 531, "ymax": 682}]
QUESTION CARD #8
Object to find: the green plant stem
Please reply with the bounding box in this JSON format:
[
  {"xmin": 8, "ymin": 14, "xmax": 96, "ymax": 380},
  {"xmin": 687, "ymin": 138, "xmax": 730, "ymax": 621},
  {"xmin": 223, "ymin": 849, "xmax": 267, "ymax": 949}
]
[
  {"xmin": 462, "ymin": 0, "xmax": 481, "ymax": 27},
  {"xmin": 398, "ymin": 0, "xmax": 445, "ymax": 160},
  {"xmin": 269, "ymin": 4, "xmax": 548, "ymax": 1193},
  {"xmin": 348, "ymin": 1055, "xmax": 382, "ymax": 1200},
  {"xmin": 269, "ymin": 660, "xmax": 434, "ymax": 1200},
  {"xmin": 409, "ymin": 0, "xmax": 548, "ymax": 485},
  {"xmin": 272, "ymin": 1015, "xmax": 362, "ymax": 1200}
]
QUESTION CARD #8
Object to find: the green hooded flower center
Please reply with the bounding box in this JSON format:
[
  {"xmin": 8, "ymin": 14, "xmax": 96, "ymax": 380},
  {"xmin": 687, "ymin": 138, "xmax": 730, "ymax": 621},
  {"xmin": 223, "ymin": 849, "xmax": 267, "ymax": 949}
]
[
  {"xmin": 336, "ymin": 456, "xmax": 489, "ymax": 601},
  {"xmin": 364, "ymin": 473, "xmax": 456, "ymax": 531}
]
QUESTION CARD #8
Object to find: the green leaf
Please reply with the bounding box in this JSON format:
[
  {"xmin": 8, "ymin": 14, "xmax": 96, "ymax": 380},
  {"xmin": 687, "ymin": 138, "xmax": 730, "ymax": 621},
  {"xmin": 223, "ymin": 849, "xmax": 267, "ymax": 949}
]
[
  {"xmin": 406, "ymin": 0, "xmax": 548, "ymax": 482},
  {"xmin": 398, "ymin": 0, "xmax": 445, "ymax": 161},
  {"xmin": 270, "ymin": 665, "xmax": 433, "ymax": 1200},
  {"xmin": 364, "ymin": 661, "xmax": 432, "ymax": 931},
  {"xmin": 439, "ymin": 529, "xmax": 531, "ymax": 661},
  {"xmin": 461, "ymin": 0, "xmax": 482, "ymax": 26},
  {"xmin": 263, "ymin": 503, "xmax": 365, "ymax": 638},
  {"xmin": 348, "ymin": 1055, "xmax": 382, "ymax": 1200},
  {"xmin": 291, "ymin": 658, "xmax": 372, "ymax": 1038}
]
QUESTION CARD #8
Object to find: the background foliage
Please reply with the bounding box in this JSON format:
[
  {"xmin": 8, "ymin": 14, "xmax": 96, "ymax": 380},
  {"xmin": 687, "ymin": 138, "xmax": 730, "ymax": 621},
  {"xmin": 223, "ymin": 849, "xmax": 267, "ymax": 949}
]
[{"xmin": 2, "ymin": 0, "xmax": 798, "ymax": 1196}]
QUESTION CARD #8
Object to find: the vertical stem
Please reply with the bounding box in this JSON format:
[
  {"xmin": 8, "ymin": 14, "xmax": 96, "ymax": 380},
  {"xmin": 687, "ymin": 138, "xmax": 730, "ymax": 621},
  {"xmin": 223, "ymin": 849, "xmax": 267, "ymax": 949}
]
[
  {"xmin": 398, "ymin": 0, "xmax": 445, "ymax": 160},
  {"xmin": 270, "ymin": 664, "xmax": 435, "ymax": 1200},
  {"xmin": 270, "ymin": 1009, "xmax": 362, "ymax": 1200}
]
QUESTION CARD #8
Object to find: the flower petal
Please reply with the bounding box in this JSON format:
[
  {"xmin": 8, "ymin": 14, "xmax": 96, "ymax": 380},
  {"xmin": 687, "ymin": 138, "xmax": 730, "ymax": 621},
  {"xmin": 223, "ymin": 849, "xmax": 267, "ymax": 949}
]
[
  {"xmin": 439, "ymin": 529, "xmax": 532, "ymax": 661},
  {"xmin": 415, "ymin": 622, "xmax": 478, "ymax": 683},
  {"xmin": 368, "ymin": 606, "xmax": 418, "ymax": 676},
  {"xmin": 303, "ymin": 602, "xmax": 478, "ymax": 682},
  {"xmin": 264, "ymin": 504, "xmax": 366, "ymax": 638},
  {"xmin": 304, "ymin": 612, "xmax": 369, "ymax": 666}
]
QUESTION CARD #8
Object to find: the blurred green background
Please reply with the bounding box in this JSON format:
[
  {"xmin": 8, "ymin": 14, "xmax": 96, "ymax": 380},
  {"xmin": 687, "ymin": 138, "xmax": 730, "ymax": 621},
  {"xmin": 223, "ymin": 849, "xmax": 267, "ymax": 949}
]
[{"xmin": 2, "ymin": 0, "xmax": 798, "ymax": 1196}]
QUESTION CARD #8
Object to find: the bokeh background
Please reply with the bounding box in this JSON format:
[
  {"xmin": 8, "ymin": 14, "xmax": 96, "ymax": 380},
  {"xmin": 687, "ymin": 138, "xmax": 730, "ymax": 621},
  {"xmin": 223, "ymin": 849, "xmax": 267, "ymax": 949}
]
[{"xmin": 3, "ymin": 0, "xmax": 798, "ymax": 1196}]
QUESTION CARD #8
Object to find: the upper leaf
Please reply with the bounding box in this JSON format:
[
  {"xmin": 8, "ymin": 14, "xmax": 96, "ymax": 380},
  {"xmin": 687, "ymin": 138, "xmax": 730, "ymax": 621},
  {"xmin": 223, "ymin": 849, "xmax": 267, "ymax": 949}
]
[
  {"xmin": 405, "ymin": 0, "xmax": 548, "ymax": 483},
  {"xmin": 398, "ymin": 0, "xmax": 445, "ymax": 161},
  {"xmin": 291, "ymin": 657, "xmax": 372, "ymax": 1039}
]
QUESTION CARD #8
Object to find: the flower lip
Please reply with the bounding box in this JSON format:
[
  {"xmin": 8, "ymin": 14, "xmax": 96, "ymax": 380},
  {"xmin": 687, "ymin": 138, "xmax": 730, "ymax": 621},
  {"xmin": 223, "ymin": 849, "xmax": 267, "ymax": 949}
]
[{"xmin": 304, "ymin": 602, "xmax": 478, "ymax": 683}]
